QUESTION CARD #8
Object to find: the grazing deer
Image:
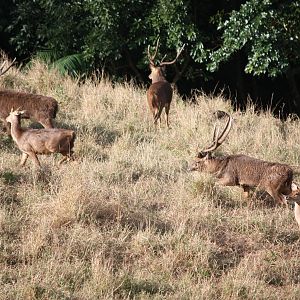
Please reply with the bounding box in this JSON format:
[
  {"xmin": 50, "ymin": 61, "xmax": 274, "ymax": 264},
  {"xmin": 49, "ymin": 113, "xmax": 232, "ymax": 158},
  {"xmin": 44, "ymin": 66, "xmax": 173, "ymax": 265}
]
[
  {"xmin": 6, "ymin": 108, "xmax": 75, "ymax": 167},
  {"xmin": 0, "ymin": 58, "xmax": 58, "ymax": 134},
  {"xmin": 189, "ymin": 111, "xmax": 294, "ymax": 205},
  {"xmin": 147, "ymin": 40, "xmax": 184, "ymax": 127}
]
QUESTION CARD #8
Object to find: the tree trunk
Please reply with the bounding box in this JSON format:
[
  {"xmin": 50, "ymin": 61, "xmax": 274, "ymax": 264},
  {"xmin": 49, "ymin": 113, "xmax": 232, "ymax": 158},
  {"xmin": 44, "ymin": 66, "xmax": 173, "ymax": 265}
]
[
  {"xmin": 124, "ymin": 49, "xmax": 143, "ymax": 83},
  {"xmin": 172, "ymin": 56, "xmax": 191, "ymax": 84},
  {"xmin": 286, "ymin": 67, "xmax": 300, "ymax": 115},
  {"xmin": 235, "ymin": 52, "xmax": 247, "ymax": 109}
]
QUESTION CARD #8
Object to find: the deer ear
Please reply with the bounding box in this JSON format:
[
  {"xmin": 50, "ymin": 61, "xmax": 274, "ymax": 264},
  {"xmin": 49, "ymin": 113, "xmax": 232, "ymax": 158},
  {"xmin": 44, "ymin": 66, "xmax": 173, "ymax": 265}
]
[{"xmin": 19, "ymin": 110, "xmax": 26, "ymax": 115}]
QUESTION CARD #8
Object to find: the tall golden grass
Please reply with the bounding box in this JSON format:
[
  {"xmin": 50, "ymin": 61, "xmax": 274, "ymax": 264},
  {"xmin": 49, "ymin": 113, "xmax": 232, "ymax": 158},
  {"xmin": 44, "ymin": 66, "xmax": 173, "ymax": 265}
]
[{"xmin": 0, "ymin": 59, "xmax": 300, "ymax": 299}]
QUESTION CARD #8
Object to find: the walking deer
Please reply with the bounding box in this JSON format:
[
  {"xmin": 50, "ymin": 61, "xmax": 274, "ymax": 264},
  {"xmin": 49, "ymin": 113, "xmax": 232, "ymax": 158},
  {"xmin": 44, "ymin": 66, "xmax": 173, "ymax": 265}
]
[
  {"xmin": 189, "ymin": 111, "xmax": 295, "ymax": 205},
  {"xmin": 6, "ymin": 108, "xmax": 75, "ymax": 168},
  {"xmin": 0, "ymin": 58, "xmax": 58, "ymax": 134},
  {"xmin": 147, "ymin": 40, "xmax": 184, "ymax": 127}
]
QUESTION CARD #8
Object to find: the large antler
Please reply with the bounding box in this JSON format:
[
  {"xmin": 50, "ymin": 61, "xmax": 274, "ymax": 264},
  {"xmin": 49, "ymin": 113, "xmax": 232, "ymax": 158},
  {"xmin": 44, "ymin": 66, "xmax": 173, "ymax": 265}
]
[
  {"xmin": 199, "ymin": 111, "xmax": 233, "ymax": 157},
  {"xmin": 147, "ymin": 38, "xmax": 160, "ymax": 66},
  {"xmin": 159, "ymin": 44, "xmax": 185, "ymax": 66},
  {"xmin": 147, "ymin": 39, "xmax": 185, "ymax": 67},
  {"xmin": 0, "ymin": 57, "xmax": 16, "ymax": 77}
]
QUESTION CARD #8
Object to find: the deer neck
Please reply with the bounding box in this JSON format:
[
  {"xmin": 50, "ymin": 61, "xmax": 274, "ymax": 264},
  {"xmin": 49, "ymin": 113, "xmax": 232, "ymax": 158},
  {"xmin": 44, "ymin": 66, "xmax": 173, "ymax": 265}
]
[
  {"xmin": 10, "ymin": 117, "xmax": 24, "ymax": 141},
  {"xmin": 207, "ymin": 157, "xmax": 228, "ymax": 175},
  {"xmin": 151, "ymin": 74, "xmax": 167, "ymax": 84}
]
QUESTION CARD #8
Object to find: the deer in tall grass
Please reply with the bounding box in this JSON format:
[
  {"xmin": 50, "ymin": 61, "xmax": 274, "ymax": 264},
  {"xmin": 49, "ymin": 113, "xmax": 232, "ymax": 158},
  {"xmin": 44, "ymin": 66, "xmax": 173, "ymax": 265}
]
[
  {"xmin": 189, "ymin": 111, "xmax": 295, "ymax": 205},
  {"xmin": 6, "ymin": 108, "xmax": 75, "ymax": 168},
  {"xmin": 286, "ymin": 183, "xmax": 300, "ymax": 230},
  {"xmin": 0, "ymin": 58, "xmax": 58, "ymax": 134},
  {"xmin": 147, "ymin": 40, "xmax": 184, "ymax": 127}
]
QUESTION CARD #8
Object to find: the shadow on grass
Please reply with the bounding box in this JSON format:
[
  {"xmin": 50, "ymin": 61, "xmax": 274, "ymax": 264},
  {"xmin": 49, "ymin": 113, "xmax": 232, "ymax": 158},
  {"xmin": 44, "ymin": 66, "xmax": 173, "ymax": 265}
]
[
  {"xmin": 208, "ymin": 226, "xmax": 251, "ymax": 277},
  {"xmin": 0, "ymin": 133, "xmax": 17, "ymax": 152},
  {"xmin": 0, "ymin": 170, "xmax": 21, "ymax": 185},
  {"xmin": 115, "ymin": 276, "xmax": 173, "ymax": 299},
  {"xmin": 0, "ymin": 170, "xmax": 21, "ymax": 206},
  {"xmin": 82, "ymin": 202, "xmax": 172, "ymax": 235},
  {"xmin": 59, "ymin": 122, "xmax": 121, "ymax": 146}
]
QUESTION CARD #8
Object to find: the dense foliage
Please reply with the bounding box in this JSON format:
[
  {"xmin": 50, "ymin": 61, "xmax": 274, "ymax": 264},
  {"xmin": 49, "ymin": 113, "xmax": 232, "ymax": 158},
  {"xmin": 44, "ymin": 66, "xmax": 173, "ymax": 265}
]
[{"xmin": 209, "ymin": 0, "xmax": 300, "ymax": 77}]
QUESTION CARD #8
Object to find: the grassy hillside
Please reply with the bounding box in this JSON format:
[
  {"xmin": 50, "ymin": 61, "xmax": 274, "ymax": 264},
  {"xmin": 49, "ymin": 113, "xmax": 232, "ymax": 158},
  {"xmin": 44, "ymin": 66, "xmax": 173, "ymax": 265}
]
[{"xmin": 1, "ymin": 60, "xmax": 300, "ymax": 299}]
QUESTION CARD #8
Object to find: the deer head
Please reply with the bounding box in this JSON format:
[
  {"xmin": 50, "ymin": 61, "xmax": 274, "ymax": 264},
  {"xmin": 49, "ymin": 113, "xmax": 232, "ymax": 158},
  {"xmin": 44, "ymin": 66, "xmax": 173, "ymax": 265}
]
[
  {"xmin": 147, "ymin": 39, "xmax": 185, "ymax": 83},
  {"xmin": 6, "ymin": 107, "xmax": 26, "ymax": 123},
  {"xmin": 189, "ymin": 111, "xmax": 233, "ymax": 172},
  {"xmin": 0, "ymin": 58, "xmax": 16, "ymax": 77}
]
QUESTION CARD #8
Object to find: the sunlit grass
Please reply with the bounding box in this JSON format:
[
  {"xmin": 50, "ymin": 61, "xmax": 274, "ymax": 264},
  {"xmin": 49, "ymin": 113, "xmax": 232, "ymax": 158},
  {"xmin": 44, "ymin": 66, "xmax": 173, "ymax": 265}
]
[{"xmin": 0, "ymin": 60, "xmax": 300, "ymax": 299}]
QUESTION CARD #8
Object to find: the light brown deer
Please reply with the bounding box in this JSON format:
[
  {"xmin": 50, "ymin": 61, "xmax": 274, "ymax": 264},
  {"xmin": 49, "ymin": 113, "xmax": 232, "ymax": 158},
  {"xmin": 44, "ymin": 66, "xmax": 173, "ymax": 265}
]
[
  {"xmin": 6, "ymin": 108, "xmax": 75, "ymax": 167},
  {"xmin": 147, "ymin": 40, "xmax": 184, "ymax": 127},
  {"xmin": 0, "ymin": 58, "xmax": 58, "ymax": 134},
  {"xmin": 286, "ymin": 183, "xmax": 300, "ymax": 230},
  {"xmin": 189, "ymin": 111, "xmax": 294, "ymax": 205}
]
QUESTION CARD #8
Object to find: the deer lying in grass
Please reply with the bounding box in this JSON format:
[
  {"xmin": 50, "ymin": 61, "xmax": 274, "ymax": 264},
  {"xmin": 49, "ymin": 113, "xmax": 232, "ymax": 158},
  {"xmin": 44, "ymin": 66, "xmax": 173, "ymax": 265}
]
[
  {"xmin": 147, "ymin": 39, "xmax": 184, "ymax": 127},
  {"xmin": 0, "ymin": 58, "xmax": 58, "ymax": 134},
  {"xmin": 189, "ymin": 111, "xmax": 294, "ymax": 205},
  {"xmin": 6, "ymin": 108, "xmax": 75, "ymax": 167}
]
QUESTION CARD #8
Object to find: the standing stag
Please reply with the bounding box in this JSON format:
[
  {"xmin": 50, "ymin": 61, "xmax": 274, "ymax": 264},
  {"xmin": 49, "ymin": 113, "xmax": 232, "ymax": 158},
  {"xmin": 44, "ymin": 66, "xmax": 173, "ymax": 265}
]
[
  {"xmin": 6, "ymin": 108, "xmax": 75, "ymax": 168},
  {"xmin": 0, "ymin": 58, "xmax": 58, "ymax": 134},
  {"xmin": 189, "ymin": 111, "xmax": 295, "ymax": 205},
  {"xmin": 147, "ymin": 40, "xmax": 184, "ymax": 127}
]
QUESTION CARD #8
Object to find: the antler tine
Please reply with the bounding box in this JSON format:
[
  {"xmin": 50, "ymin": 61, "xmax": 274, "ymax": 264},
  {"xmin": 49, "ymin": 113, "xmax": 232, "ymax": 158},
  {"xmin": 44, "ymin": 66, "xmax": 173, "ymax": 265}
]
[
  {"xmin": 159, "ymin": 44, "xmax": 185, "ymax": 66},
  {"xmin": 212, "ymin": 124, "xmax": 219, "ymax": 142},
  {"xmin": 0, "ymin": 57, "xmax": 16, "ymax": 76},
  {"xmin": 159, "ymin": 54, "xmax": 167, "ymax": 64},
  {"xmin": 198, "ymin": 125, "xmax": 219, "ymax": 155},
  {"xmin": 147, "ymin": 38, "xmax": 160, "ymax": 65},
  {"xmin": 200, "ymin": 111, "xmax": 233, "ymax": 154},
  {"xmin": 215, "ymin": 112, "xmax": 233, "ymax": 145}
]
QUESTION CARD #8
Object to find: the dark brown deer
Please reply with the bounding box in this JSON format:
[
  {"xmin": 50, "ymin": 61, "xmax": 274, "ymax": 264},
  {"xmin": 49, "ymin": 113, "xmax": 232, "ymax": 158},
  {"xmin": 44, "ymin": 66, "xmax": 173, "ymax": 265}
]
[
  {"xmin": 189, "ymin": 111, "xmax": 294, "ymax": 205},
  {"xmin": 147, "ymin": 40, "xmax": 184, "ymax": 127},
  {"xmin": 0, "ymin": 58, "xmax": 58, "ymax": 134},
  {"xmin": 6, "ymin": 108, "xmax": 75, "ymax": 168}
]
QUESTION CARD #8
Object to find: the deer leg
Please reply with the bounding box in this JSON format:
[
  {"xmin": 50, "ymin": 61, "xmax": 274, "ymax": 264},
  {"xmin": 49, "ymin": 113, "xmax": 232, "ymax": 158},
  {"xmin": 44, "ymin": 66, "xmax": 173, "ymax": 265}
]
[
  {"xmin": 165, "ymin": 104, "xmax": 170, "ymax": 128},
  {"xmin": 20, "ymin": 153, "xmax": 29, "ymax": 166},
  {"xmin": 294, "ymin": 202, "xmax": 300, "ymax": 230},
  {"xmin": 265, "ymin": 187, "xmax": 287, "ymax": 206},
  {"xmin": 242, "ymin": 185, "xmax": 250, "ymax": 198},
  {"xmin": 58, "ymin": 156, "xmax": 68, "ymax": 165},
  {"xmin": 27, "ymin": 152, "xmax": 41, "ymax": 168},
  {"xmin": 154, "ymin": 106, "xmax": 164, "ymax": 126},
  {"xmin": 58, "ymin": 150, "xmax": 74, "ymax": 165},
  {"xmin": 216, "ymin": 174, "xmax": 236, "ymax": 186},
  {"xmin": 40, "ymin": 118, "xmax": 54, "ymax": 129}
]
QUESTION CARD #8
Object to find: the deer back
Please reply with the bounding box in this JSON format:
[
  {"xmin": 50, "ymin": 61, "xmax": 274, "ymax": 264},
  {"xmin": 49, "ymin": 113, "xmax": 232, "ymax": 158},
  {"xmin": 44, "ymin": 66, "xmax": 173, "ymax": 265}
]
[
  {"xmin": 147, "ymin": 81, "xmax": 172, "ymax": 109},
  {"xmin": 221, "ymin": 154, "xmax": 293, "ymax": 187},
  {"xmin": 17, "ymin": 128, "xmax": 75, "ymax": 154}
]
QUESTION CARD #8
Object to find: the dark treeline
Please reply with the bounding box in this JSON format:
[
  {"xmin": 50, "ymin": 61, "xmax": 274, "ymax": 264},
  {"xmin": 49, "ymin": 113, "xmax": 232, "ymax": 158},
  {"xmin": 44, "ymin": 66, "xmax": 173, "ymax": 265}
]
[{"xmin": 1, "ymin": 0, "xmax": 300, "ymax": 117}]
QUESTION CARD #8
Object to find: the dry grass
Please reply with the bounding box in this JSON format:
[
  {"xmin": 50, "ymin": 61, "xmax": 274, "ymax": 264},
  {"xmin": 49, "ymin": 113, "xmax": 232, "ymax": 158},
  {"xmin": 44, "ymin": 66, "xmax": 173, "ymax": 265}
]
[{"xmin": 1, "ymin": 60, "xmax": 300, "ymax": 299}]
